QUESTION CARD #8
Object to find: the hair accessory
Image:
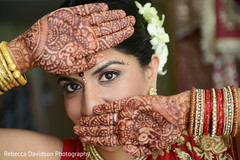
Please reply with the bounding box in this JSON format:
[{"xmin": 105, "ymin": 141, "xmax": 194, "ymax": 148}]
[{"xmin": 135, "ymin": 1, "xmax": 170, "ymax": 75}]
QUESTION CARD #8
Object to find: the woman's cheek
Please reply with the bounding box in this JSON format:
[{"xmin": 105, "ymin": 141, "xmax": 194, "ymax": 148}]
[{"xmin": 64, "ymin": 96, "xmax": 82, "ymax": 124}]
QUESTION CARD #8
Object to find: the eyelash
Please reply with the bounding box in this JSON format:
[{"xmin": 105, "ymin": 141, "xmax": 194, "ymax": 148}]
[
  {"xmin": 60, "ymin": 70, "xmax": 120, "ymax": 94},
  {"xmin": 99, "ymin": 70, "xmax": 120, "ymax": 83},
  {"xmin": 61, "ymin": 82, "xmax": 82, "ymax": 94}
]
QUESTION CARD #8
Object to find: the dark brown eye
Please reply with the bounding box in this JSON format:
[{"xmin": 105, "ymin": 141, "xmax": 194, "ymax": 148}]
[
  {"xmin": 99, "ymin": 71, "xmax": 119, "ymax": 82},
  {"xmin": 64, "ymin": 82, "xmax": 81, "ymax": 93},
  {"xmin": 106, "ymin": 73, "xmax": 113, "ymax": 79}
]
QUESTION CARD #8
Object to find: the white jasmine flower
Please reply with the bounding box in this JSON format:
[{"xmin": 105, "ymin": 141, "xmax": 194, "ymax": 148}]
[{"xmin": 136, "ymin": 1, "xmax": 170, "ymax": 75}]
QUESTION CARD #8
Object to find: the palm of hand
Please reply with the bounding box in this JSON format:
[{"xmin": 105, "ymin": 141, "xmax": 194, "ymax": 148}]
[
  {"xmin": 23, "ymin": 3, "xmax": 135, "ymax": 74},
  {"xmin": 115, "ymin": 97, "xmax": 181, "ymax": 157}
]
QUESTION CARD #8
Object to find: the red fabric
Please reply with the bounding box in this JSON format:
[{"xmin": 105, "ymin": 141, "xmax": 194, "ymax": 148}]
[
  {"xmin": 61, "ymin": 137, "xmax": 87, "ymax": 160},
  {"xmin": 61, "ymin": 134, "xmax": 237, "ymax": 160}
]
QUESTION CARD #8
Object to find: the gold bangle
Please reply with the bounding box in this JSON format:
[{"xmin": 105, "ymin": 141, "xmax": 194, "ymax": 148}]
[
  {"xmin": 1, "ymin": 41, "xmax": 14, "ymax": 64},
  {"xmin": 227, "ymin": 86, "xmax": 234, "ymax": 135},
  {"xmin": 199, "ymin": 89, "xmax": 205, "ymax": 136},
  {"xmin": 223, "ymin": 87, "xmax": 229, "ymax": 136},
  {"xmin": 0, "ymin": 64, "xmax": 12, "ymax": 90},
  {"xmin": 211, "ymin": 88, "xmax": 217, "ymax": 138},
  {"xmin": 13, "ymin": 70, "xmax": 27, "ymax": 85},
  {"xmin": 0, "ymin": 79, "xmax": 8, "ymax": 91},
  {"xmin": 194, "ymin": 89, "xmax": 203, "ymax": 140},
  {"xmin": 0, "ymin": 47, "xmax": 19, "ymax": 87},
  {"xmin": 0, "ymin": 41, "xmax": 27, "ymax": 86}
]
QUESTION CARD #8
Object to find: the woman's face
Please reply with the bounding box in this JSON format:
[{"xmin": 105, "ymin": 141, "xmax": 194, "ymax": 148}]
[{"xmin": 58, "ymin": 48, "xmax": 156, "ymax": 124}]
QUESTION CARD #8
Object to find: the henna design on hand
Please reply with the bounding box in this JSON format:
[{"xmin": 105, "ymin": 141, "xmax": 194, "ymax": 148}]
[
  {"xmin": 7, "ymin": 3, "xmax": 135, "ymax": 74},
  {"xmin": 75, "ymin": 91, "xmax": 190, "ymax": 157},
  {"xmin": 80, "ymin": 135, "xmax": 121, "ymax": 147},
  {"xmin": 74, "ymin": 125, "xmax": 115, "ymax": 137}
]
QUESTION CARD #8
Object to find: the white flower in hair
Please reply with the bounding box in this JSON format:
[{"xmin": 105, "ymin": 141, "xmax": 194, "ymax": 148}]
[{"xmin": 135, "ymin": 1, "xmax": 169, "ymax": 75}]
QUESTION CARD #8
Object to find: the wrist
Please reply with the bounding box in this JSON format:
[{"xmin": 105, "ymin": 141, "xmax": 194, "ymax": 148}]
[{"xmin": 7, "ymin": 35, "xmax": 36, "ymax": 73}]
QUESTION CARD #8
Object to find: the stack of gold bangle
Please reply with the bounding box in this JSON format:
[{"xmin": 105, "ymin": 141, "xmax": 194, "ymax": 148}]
[{"xmin": 0, "ymin": 41, "xmax": 27, "ymax": 94}]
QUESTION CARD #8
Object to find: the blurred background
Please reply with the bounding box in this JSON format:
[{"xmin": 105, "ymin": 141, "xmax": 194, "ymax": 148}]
[{"xmin": 0, "ymin": 0, "xmax": 239, "ymax": 138}]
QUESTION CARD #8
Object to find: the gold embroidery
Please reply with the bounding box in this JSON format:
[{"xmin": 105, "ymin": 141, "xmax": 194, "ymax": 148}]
[
  {"xmin": 151, "ymin": 130, "xmax": 233, "ymax": 160},
  {"xmin": 197, "ymin": 135, "xmax": 227, "ymax": 154},
  {"xmin": 182, "ymin": 130, "xmax": 188, "ymax": 136},
  {"xmin": 186, "ymin": 142, "xmax": 192, "ymax": 152},
  {"xmin": 177, "ymin": 136, "xmax": 186, "ymax": 146},
  {"xmin": 166, "ymin": 146, "xmax": 172, "ymax": 153},
  {"xmin": 174, "ymin": 148, "xmax": 192, "ymax": 160},
  {"xmin": 152, "ymin": 150, "xmax": 165, "ymax": 160},
  {"xmin": 216, "ymin": 153, "xmax": 233, "ymax": 160},
  {"xmin": 193, "ymin": 135, "xmax": 233, "ymax": 160},
  {"xmin": 193, "ymin": 146, "xmax": 214, "ymax": 160}
]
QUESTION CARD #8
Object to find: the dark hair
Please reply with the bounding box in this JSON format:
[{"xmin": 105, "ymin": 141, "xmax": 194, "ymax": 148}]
[{"xmin": 61, "ymin": 0, "xmax": 154, "ymax": 68}]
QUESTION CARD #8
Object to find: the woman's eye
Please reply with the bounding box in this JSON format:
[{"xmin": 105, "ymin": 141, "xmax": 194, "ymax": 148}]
[
  {"xmin": 99, "ymin": 71, "xmax": 119, "ymax": 82},
  {"xmin": 63, "ymin": 82, "xmax": 81, "ymax": 93}
]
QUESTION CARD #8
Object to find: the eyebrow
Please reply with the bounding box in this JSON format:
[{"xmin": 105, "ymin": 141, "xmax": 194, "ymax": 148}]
[
  {"xmin": 57, "ymin": 61, "xmax": 125, "ymax": 84},
  {"xmin": 57, "ymin": 76, "xmax": 78, "ymax": 84},
  {"xmin": 92, "ymin": 61, "xmax": 125, "ymax": 75}
]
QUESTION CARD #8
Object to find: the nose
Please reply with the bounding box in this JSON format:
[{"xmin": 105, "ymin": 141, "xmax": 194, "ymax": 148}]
[{"xmin": 81, "ymin": 83, "xmax": 103, "ymax": 116}]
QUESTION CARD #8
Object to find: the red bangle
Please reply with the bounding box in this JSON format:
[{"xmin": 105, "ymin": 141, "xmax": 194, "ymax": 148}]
[
  {"xmin": 204, "ymin": 89, "xmax": 212, "ymax": 135},
  {"xmin": 216, "ymin": 89, "xmax": 224, "ymax": 136}
]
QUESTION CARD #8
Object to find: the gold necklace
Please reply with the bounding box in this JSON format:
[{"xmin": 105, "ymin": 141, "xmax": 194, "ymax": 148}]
[{"xmin": 83, "ymin": 143, "xmax": 147, "ymax": 160}]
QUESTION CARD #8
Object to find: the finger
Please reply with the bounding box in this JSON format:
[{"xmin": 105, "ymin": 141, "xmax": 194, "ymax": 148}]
[
  {"xmin": 93, "ymin": 101, "xmax": 125, "ymax": 115},
  {"xmin": 93, "ymin": 16, "xmax": 135, "ymax": 37},
  {"xmin": 79, "ymin": 135, "xmax": 121, "ymax": 147},
  {"xmin": 97, "ymin": 26, "xmax": 134, "ymax": 52},
  {"xmin": 89, "ymin": 10, "xmax": 126, "ymax": 25},
  {"xmin": 79, "ymin": 113, "xmax": 115, "ymax": 127},
  {"xmin": 73, "ymin": 125, "xmax": 115, "ymax": 137},
  {"xmin": 74, "ymin": 3, "xmax": 109, "ymax": 16},
  {"xmin": 123, "ymin": 145, "xmax": 152, "ymax": 158}
]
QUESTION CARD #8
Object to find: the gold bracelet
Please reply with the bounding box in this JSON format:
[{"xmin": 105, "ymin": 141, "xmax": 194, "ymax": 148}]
[
  {"xmin": 199, "ymin": 89, "xmax": 205, "ymax": 136},
  {"xmin": 194, "ymin": 89, "xmax": 203, "ymax": 140},
  {"xmin": 0, "ymin": 64, "xmax": 13, "ymax": 90},
  {"xmin": 0, "ymin": 79, "xmax": 8, "ymax": 91},
  {"xmin": 223, "ymin": 87, "xmax": 229, "ymax": 136},
  {"xmin": 227, "ymin": 86, "xmax": 234, "ymax": 135},
  {"xmin": 0, "ymin": 46, "xmax": 19, "ymax": 87},
  {"xmin": 211, "ymin": 88, "xmax": 217, "ymax": 138},
  {"xmin": 0, "ymin": 41, "xmax": 27, "ymax": 85}
]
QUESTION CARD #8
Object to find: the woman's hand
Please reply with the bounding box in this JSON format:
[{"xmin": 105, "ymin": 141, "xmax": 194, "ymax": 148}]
[
  {"xmin": 74, "ymin": 92, "xmax": 190, "ymax": 157},
  {"xmin": 8, "ymin": 3, "xmax": 135, "ymax": 74}
]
